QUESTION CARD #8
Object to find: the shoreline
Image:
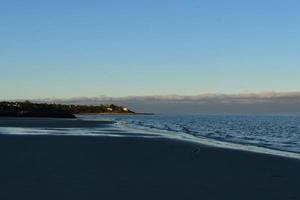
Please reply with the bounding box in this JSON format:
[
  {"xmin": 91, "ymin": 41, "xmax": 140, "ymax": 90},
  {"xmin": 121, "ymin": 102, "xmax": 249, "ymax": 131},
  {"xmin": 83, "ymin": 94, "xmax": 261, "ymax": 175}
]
[
  {"xmin": 0, "ymin": 134, "xmax": 299, "ymax": 200},
  {"xmin": 0, "ymin": 117, "xmax": 299, "ymax": 159},
  {"xmin": 116, "ymin": 121, "xmax": 300, "ymax": 160},
  {"xmin": 77, "ymin": 112, "xmax": 155, "ymax": 115}
]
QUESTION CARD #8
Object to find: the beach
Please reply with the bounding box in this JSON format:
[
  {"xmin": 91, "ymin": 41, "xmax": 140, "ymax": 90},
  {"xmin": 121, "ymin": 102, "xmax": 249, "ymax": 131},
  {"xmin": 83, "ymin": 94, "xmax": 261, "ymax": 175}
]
[{"xmin": 0, "ymin": 126, "xmax": 300, "ymax": 200}]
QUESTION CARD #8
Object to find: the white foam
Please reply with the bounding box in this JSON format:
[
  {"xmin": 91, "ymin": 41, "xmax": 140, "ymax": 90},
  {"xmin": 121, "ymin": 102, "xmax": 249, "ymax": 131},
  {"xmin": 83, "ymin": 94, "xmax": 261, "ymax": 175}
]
[
  {"xmin": 1, "ymin": 123, "xmax": 300, "ymax": 160},
  {"xmin": 116, "ymin": 123, "xmax": 300, "ymax": 160},
  {"xmin": 0, "ymin": 127, "xmax": 161, "ymax": 138}
]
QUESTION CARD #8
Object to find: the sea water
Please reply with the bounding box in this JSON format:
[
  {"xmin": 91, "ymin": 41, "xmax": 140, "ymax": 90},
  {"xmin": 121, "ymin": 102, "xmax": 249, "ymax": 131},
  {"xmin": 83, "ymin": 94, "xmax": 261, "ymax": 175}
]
[
  {"xmin": 1, "ymin": 114, "xmax": 300, "ymax": 158},
  {"xmin": 87, "ymin": 114, "xmax": 300, "ymax": 154}
]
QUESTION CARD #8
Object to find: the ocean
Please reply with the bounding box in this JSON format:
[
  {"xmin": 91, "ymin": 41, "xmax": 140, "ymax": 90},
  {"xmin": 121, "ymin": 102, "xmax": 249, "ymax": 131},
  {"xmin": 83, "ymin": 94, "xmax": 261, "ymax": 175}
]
[
  {"xmin": 1, "ymin": 114, "xmax": 300, "ymax": 158},
  {"xmin": 80, "ymin": 114, "xmax": 300, "ymax": 157}
]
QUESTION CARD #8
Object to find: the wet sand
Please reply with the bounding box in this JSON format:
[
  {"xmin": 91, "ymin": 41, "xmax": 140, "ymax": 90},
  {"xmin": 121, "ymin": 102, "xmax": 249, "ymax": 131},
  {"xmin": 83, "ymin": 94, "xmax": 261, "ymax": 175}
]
[
  {"xmin": 0, "ymin": 118, "xmax": 113, "ymax": 128},
  {"xmin": 0, "ymin": 134, "xmax": 300, "ymax": 200}
]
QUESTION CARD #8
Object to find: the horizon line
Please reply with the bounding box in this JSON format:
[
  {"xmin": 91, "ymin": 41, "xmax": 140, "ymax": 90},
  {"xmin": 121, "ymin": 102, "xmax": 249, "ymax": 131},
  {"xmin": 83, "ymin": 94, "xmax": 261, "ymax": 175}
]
[{"xmin": 3, "ymin": 91, "xmax": 300, "ymax": 102}]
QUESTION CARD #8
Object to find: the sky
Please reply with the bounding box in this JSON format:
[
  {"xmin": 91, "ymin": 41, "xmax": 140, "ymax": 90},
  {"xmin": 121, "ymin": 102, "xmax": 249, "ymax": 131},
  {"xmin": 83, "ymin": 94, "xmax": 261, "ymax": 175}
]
[
  {"xmin": 1, "ymin": 0, "xmax": 300, "ymax": 99},
  {"xmin": 36, "ymin": 92, "xmax": 300, "ymax": 114}
]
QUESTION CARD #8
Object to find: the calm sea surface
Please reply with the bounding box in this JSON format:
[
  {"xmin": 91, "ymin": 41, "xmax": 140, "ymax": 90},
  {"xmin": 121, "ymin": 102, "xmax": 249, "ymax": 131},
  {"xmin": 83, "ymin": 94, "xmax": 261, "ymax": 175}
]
[
  {"xmin": 91, "ymin": 114, "xmax": 300, "ymax": 154},
  {"xmin": 0, "ymin": 114, "xmax": 300, "ymax": 156}
]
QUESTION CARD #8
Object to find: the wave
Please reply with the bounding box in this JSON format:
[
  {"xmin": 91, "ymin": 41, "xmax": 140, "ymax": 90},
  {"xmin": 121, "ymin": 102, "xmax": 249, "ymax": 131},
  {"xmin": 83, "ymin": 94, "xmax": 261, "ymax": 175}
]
[
  {"xmin": 1, "ymin": 115, "xmax": 300, "ymax": 160},
  {"xmin": 115, "ymin": 121, "xmax": 300, "ymax": 160}
]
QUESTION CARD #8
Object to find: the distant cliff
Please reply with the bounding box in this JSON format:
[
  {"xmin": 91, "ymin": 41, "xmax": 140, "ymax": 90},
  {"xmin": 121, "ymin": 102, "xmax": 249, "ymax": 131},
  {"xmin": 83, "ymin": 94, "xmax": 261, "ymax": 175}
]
[{"xmin": 0, "ymin": 101, "xmax": 134, "ymax": 118}]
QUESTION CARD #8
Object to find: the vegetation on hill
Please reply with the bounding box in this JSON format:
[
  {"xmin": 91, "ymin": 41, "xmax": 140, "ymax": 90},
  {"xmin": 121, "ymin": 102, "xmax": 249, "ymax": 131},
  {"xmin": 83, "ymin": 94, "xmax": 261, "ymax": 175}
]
[{"xmin": 0, "ymin": 101, "xmax": 134, "ymax": 116}]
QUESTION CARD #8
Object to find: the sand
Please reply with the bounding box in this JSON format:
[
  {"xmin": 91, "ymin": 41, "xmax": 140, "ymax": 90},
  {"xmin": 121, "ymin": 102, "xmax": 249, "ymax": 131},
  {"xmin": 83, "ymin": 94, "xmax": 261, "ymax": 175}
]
[
  {"xmin": 0, "ymin": 132, "xmax": 300, "ymax": 200},
  {"xmin": 0, "ymin": 117, "xmax": 113, "ymax": 128}
]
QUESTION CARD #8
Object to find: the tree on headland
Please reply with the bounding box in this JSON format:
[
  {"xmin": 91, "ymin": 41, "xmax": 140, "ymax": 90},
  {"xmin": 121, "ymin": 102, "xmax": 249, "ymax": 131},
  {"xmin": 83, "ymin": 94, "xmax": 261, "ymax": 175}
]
[{"xmin": 0, "ymin": 101, "xmax": 134, "ymax": 114}]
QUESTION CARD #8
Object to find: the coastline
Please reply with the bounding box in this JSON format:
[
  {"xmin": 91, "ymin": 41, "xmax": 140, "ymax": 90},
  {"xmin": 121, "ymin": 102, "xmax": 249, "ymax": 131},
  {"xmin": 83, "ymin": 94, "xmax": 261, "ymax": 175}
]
[
  {"xmin": 77, "ymin": 112, "xmax": 155, "ymax": 115},
  {"xmin": 0, "ymin": 101, "xmax": 137, "ymax": 118},
  {"xmin": 0, "ymin": 131, "xmax": 300, "ymax": 199}
]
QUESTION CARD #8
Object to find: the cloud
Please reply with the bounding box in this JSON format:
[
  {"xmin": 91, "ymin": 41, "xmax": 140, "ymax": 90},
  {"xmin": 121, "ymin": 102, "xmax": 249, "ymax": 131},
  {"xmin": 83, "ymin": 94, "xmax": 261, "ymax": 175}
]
[
  {"xmin": 25, "ymin": 91, "xmax": 300, "ymax": 114},
  {"xmin": 33, "ymin": 91, "xmax": 300, "ymax": 104}
]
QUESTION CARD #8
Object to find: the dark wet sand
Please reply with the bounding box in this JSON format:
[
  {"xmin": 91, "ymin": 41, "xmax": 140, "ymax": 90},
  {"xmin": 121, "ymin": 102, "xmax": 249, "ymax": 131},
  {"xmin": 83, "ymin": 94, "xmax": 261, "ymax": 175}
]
[
  {"xmin": 0, "ymin": 134, "xmax": 300, "ymax": 200},
  {"xmin": 0, "ymin": 118, "xmax": 113, "ymax": 128}
]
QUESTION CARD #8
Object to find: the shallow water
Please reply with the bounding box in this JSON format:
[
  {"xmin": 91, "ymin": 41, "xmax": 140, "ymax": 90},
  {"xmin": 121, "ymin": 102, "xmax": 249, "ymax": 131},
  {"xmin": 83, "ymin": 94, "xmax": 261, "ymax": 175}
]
[
  {"xmin": 82, "ymin": 114, "xmax": 300, "ymax": 154},
  {"xmin": 1, "ymin": 114, "xmax": 300, "ymax": 158}
]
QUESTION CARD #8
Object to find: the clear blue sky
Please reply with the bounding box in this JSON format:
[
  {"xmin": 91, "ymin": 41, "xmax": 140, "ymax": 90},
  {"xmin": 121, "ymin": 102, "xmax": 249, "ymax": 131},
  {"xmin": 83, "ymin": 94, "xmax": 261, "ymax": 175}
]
[{"xmin": 1, "ymin": 0, "xmax": 300, "ymax": 99}]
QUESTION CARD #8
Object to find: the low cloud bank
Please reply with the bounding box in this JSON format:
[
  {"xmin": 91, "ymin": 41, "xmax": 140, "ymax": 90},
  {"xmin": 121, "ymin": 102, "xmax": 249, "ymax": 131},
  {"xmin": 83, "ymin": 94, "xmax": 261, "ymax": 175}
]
[
  {"xmin": 36, "ymin": 91, "xmax": 300, "ymax": 103},
  {"xmin": 30, "ymin": 92, "xmax": 300, "ymax": 114}
]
